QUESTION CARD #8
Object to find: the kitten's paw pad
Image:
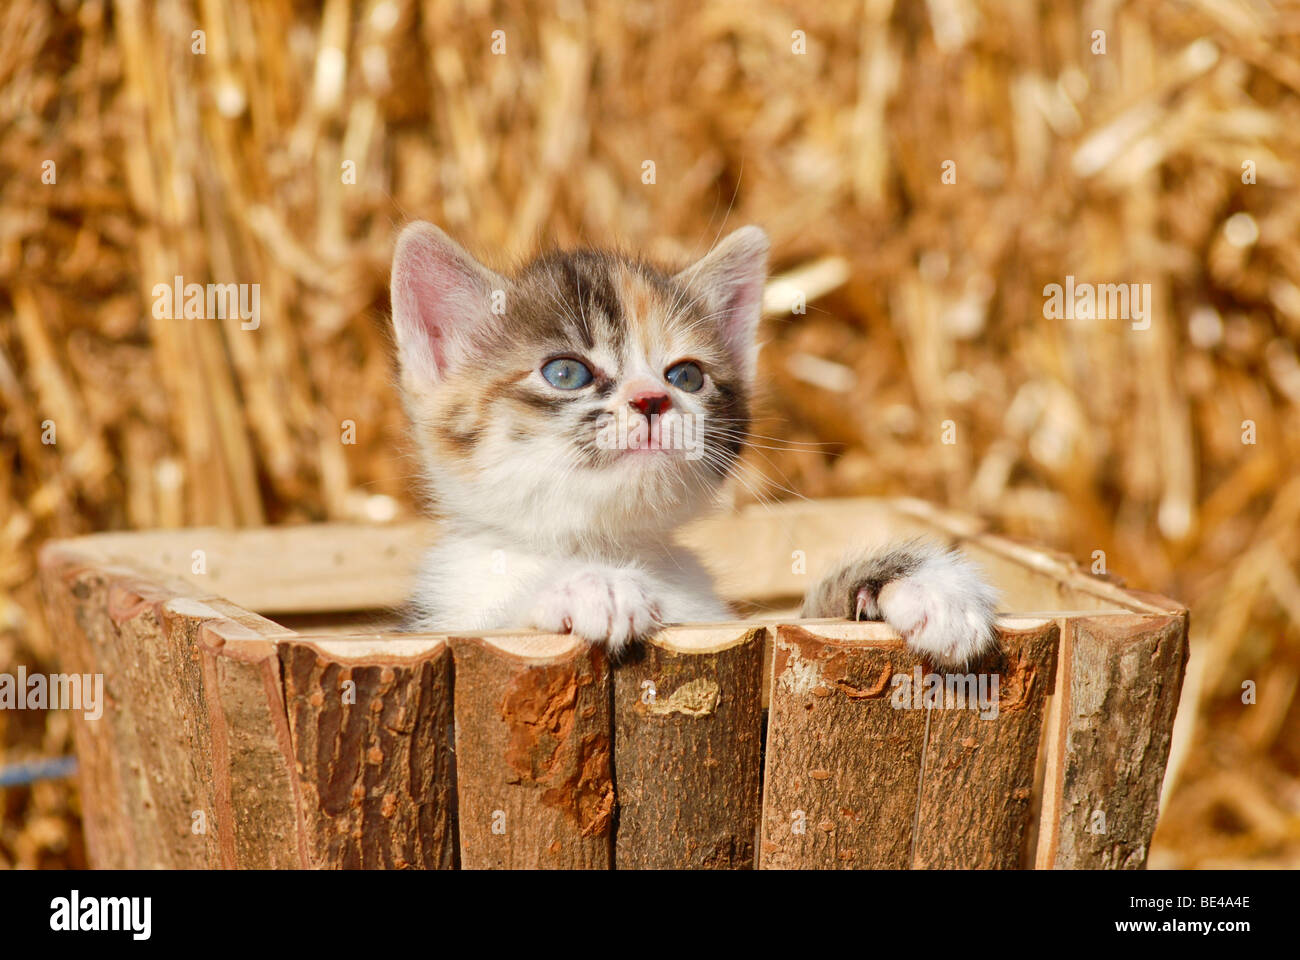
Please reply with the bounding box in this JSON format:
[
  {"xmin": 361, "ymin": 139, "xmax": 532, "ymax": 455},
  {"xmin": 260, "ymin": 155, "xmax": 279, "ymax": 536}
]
[
  {"xmin": 529, "ymin": 568, "xmax": 662, "ymax": 654},
  {"xmin": 871, "ymin": 552, "xmax": 997, "ymax": 668}
]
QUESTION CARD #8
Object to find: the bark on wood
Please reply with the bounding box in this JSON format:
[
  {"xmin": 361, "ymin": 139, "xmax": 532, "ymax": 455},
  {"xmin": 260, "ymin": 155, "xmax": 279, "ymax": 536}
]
[
  {"xmin": 280, "ymin": 638, "xmax": 456, "ymax": 869},
  {"xmin": 612, "ymin": 624, "xmax": 765, "ymax": 869},
  {"xmin": 1035, "ymin": 613, "xmax": 1188, "ymax": 869},
  {"xmin": 759, "ymin": 621, "xmax": 927, "ymax": 869},
  {"xmin": 40, "ymin": 554, "xmax": 162, "ymax": 868},
  {"xmin": 202, "ymin": 620, "xmax": 307, "ymax": 868},
  {"xmin": 37, "ymin": 544, "xmax": 304, "ymax": 868},
  {"xmin": 450, "ymin": 634, "xmax": 614, "ymax": 869},
  {"xmin": 36, "ymin": 501, "xmax": 1189, "ymax": 873},
  {"xmin": 910, "ymin": 618, "xmax": 1059, "ymax": 868}
]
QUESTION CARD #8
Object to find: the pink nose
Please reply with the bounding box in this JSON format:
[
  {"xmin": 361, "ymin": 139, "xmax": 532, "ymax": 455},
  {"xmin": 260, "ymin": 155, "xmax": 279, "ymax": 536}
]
[{"xmin": 629, "ymin": 391, "xmax": 671, "ymax": 417}]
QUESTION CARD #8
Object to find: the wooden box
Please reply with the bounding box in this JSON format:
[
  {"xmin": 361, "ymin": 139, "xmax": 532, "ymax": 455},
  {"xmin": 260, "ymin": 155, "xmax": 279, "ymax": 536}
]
[{"xmin": 38, "ymin": 497, "xmax": 1187, "ymax": 869}]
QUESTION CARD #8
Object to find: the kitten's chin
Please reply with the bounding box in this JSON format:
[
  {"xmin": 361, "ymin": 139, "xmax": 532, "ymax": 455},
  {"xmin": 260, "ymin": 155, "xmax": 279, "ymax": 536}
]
[
  {"xmin": 610, "ymin": 447, "xmax": 683, "ymax": 466},
  {"xmin": 570, "ymin": 459, "xmax": 724, "ymax": 540},
  {"xmin": 431, "ymin": 455, "xmax": 721, "ymax": 548},
  {"xmin": 607, "ymin": 448, "xmax": 711, "ymax": 489}
]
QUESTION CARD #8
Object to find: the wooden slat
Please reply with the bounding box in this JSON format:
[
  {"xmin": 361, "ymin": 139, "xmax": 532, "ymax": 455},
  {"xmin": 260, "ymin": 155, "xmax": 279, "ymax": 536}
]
[
  {"xmin": 612, "ymin": 624, "xmax": 765, "ymax": 868},
  {"xmin": 37, "ymin": 542, "xmax": 305, "ymax": 868},
  {"xmin": 205, "ymin": 621, "xmax": 308, "ymax": 868},
  {"xmin": 892, "ymin": 498, "xmax": 1180, "ymax": 615},
  {"xmin": 1034, "ymin": 612, "xmax": 1189, "ymax": 868},
  {"xmin": 39, "ymin": 553, "xmax": 171, "ymax": 867},
  {"xmin": 681, "ymin": 498, "xmax": 939, "ymax": 605},
  {"xmin": 760, "ymin": 617, "xmax": 1063, "ymax": 869},
  {"xmin": 759, "ymin": 621, "xmax": 927, "ymax": 868},
  {"xmin": 449, "ymin": 634, "xmax": 614, "ymax": 869},
  {"xmin": 39, "ymin": 499, "xmax": 1183, "ymax": 619},
  {"xmin": 910, "ymin": 618, "xmax": 1059, "ymax": 868},
  {"xmin": 279, "ymin": 636, "xmax": 456, "ymax": 869},
  {"xmin": 41, "ymin": 523, "xmax": 435, "ymax": 615}
]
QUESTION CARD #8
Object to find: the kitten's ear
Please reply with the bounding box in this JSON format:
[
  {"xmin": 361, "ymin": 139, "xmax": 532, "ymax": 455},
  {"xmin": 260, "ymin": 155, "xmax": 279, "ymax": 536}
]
[
  {"xmin": 390, "ymin": 221, "xmax": 505, "ymax": 383},
  {"xmin": 674, "ymin": 225, "xmax": 769, "ymax": 380}
]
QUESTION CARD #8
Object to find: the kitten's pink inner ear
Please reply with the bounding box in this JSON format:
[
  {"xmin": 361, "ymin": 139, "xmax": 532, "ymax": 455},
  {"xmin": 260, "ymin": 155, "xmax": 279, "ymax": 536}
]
[
  {"xmin": 390, "ymin": 221, "xmax": 502, "ymax": 383},
  {"xmin": 675, "ymin": 226, "xmax": 769, "ymax": 380}
]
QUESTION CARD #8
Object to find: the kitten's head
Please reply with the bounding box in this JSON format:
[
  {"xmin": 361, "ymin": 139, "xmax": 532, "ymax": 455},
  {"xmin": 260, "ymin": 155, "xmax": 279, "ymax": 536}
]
[{"xmin": 389, "ymin": 222, "xmax": 767, "ymax": 546}]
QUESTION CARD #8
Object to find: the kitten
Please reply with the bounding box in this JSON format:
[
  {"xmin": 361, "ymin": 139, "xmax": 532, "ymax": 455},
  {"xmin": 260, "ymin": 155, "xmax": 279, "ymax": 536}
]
[{"xmin": 389, "ymin": 221, "xmax": 997, "ymax": 667}]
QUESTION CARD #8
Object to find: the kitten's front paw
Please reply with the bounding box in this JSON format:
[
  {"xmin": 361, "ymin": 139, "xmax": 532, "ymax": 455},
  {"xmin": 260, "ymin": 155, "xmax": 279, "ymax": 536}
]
[
  {"xmin": 872, "ymin": 559, "xmax": 997, "ymax": 668},
  {"xmin": 528, "ymin": 567, "xmax": 662, "ymax": 655},
  {"xmin": 805, "ymin": 542, "xmax": 998, "ymax": 668}
]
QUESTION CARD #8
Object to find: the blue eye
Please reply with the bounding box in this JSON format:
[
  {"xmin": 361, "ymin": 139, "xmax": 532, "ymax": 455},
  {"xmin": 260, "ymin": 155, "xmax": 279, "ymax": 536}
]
[
  {"xmin": 541, "ymin": 357, "xmax": 594, "ymax": 389},
  {"xmin": 665, "ymin": 361, "xmax": 704, "ymax": 392}
]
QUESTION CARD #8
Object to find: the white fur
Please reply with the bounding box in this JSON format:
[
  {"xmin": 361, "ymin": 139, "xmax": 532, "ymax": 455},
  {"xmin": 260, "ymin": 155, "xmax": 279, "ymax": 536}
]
[
  {"xmin": 871, "ymin": 545, "xmax": 998, "ymax": 666},
  {"xmin": 406, "ymin": 526, "xmax": 730, "ymax": 654}
]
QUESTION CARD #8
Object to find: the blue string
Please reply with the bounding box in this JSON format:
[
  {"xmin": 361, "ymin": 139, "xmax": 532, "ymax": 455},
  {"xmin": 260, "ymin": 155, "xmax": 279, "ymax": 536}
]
[{"xmin": 0, "ymin": 756, "xmax": 78, "ymax": 788}]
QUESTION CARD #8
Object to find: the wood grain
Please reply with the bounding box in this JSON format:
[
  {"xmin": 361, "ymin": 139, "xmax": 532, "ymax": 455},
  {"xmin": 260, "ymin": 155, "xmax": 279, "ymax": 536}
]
[
  {"xmin": 759, "ymin": 621, "xmax": 926, "ymax": 868},
  {"xmin": 450, "ymin": 634, "xmax": 614, "ymax": 869},
  {"xmin": 911, "ymin": 618, "xmax": 1059, "ymax": 868},
  {"xmin": 612, "ymin": 624, "xmax": 765, "ymax": 868},
  {"xmin": 37, "ymin": 542, "xmax": 304, "ymax": 868},
  {"xmin": 280, "ymin": 637, "xmax": 456, "ymax": 869},
  {"xmin": 1036, "ymin": 612, "xmax": 1189, "ymax": 868}
]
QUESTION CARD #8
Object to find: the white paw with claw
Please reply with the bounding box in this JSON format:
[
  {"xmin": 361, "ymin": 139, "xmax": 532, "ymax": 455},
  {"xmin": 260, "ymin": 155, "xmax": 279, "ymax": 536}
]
[
  {"xmin": 860, "ymin": 551, "xmax": 998, "ymax": 668},
  {"xmin": 529, "ymin": 567, "xmax": 662, "ymax": 655}
]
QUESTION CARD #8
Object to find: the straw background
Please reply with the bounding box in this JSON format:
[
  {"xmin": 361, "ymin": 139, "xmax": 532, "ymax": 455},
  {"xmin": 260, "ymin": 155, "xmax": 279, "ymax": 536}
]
[{"xmin": 2, "ymin": 0, "xmax": 1299, "ymax": 868}]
